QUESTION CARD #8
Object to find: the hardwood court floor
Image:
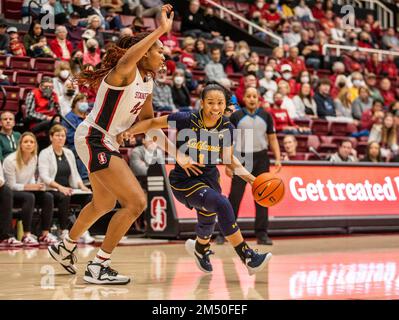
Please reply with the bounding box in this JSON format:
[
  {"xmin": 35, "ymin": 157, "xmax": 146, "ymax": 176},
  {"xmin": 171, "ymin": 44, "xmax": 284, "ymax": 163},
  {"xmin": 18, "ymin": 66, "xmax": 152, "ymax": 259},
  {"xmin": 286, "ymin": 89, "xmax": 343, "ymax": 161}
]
[{"xmin": 0, "ymin": 234, "xmax": 398, "ymax": 300}]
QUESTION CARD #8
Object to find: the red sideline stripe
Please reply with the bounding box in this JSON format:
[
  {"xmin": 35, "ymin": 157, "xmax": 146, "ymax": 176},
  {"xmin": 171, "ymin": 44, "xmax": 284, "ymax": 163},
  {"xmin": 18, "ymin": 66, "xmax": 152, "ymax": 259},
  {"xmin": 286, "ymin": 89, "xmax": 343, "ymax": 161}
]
[
  {"xmin": 85, "ymin": 126, "xmax": 93, "ymax": 172},
  {"xmin": 106, "ymin": 90, "xmax": 124, "ymax": 131},
  {"xmin": 94, "ymin": 88, "xmax": 110, "ymax": 124}
]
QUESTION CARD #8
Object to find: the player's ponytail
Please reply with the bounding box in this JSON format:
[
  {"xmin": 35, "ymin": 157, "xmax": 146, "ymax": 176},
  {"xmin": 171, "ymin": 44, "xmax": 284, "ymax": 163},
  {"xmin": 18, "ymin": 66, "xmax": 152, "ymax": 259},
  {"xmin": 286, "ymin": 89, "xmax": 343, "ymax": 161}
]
[
  {"xmin": 75, "ymin": 32, "xmax": 152, "ymax": 90},
  {"xmin": 200, "ymin": 81, "xmax": 232, "ymax": 105}
]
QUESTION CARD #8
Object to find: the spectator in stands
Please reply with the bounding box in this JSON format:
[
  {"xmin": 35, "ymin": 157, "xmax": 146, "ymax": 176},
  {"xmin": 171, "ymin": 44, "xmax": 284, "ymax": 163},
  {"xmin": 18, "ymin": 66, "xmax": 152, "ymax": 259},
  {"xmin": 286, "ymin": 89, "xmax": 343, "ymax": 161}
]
[
  {"xmin": 171, "ymin": 69, "xmax": 191, "ymax": 111},
  {"xmin": 7, "ymin": 27, "xmax": 26, "ymax": 56},
  {"xmin": 283, "ymin": 22, "xmax": 302, "ymax": 48},
  {"xmin": 262, "ymin": 2, "xmax": 281, "ymax": 30},
  {"xmin": 86, "ymin": 0, "xmax": 108, "ymax": 29},
  {"xmin": 329, "ymin": 140, "xmax": 358, "ymax": 163},
  {"xmin": 62, "ymin": 94, "xmax": 89, "ymax": 180},
  {"xmin": 86, "ymin": 14, "xmax": 105, "ymax": 48},
  {"xmin": 282, "ymin": 135, "xmax": 303, "ymax": 161},
  {"xmin": 130, "ymin": 17, "xmax": 147, "ymax": 34},
  {"xmin": 126, "ymin": 0, "xmax": 144, "ymax": 16},
  {"xmin": 268, "ymin": 92, "xmax": 310, "ymax": 134},
  {"xmin": 23, "ymin": 20, "xmax": 44, "ymax": 57},
  {"xmin": 140, "ymin": 0, "xmax": 163, "ymax": 18},
  {"xmin": 368, "ymin": 112, "xmax": 398, "ymax": 160},
  {"xmin": 277, "ymin": 80, "xmax": 297, "ymax": 119},
  {"xmin": 203, "ymin": 6, "xmax": 223, "ymax": 44},
  {"xmin": 358, "ymin": 31, "xmax": 375, "ymax": 49},
  {"xmin": 101, "ymin": 0, "xmax": 124, "ymax": 13},
  {"xmin": 59, "ymin": 79, "xmax": 79, "ymax": 116},
  {"xmin": 380, "ymin": 78, "xmax": 397, "ymax": 107},
  {"xmin": 193, "ymin": 38, "xmax": 210, "ymax": 70},
  {"xmin": 36, "ymin": 36, "xmax": 57, "ymax": 58},
  {"xmin": 181, "ymin": 0, "xmax": 212, "ymax": 39},
  {"xmin": 102, "ymin": 7, "xmax": 125, "ymax": 31},
  {"xmin": 247, "ymin": 51, "xmax": 264, "ymax": 78},
  {"xmin": 236, "ymin": 73, "xmax": 257, "ymax": 106},
  {"xmin": 259, "ymin": 64, "xmax": 278, "ymax": 100},
  {"xmin": 382, "ymin": 28, "xmax": 399, "ymax": 51},
  {"xmin": 366, "ymin": 53, "xmax": 382, "ymax": 77},
  {"xmin": 0, "ymin": 112, "xmax": 21, "ymax": 162},
  {"xmin": 160, "ymin": 30, "xmax": 180, "ymax": 53},
  {"xmin": 180, "ymin": 37, "xmax": 197, "ymax": 71},
  {"xmin": 38, "ymin": 124, "xmax": 93, "ymax": 243},
  {"xmin": 343, "ymin": 50, "xmax": 366, "ymax": 74},
  {"xmin": 50, "ymin": 26, "xmax": 73, "ymax": 61},
  {"xmin": 205, "ymin": 47, "xmax": 230, "ymax": 84},
  {"xmin": 361, "ymin": 141, "xmax": 382, "ymax": 163},
  {"xmin": 314, "ymin": 78, "xmax": 336, "ymax": 119},
  {"xmin": 361, "ymin": 99, "xmax": 384, "ymax": 131},
  {"xmin": 0, "ymin": 164, "xmax": 21, "ymax": 247},
  {"xmin": 221, "ymin": 40, "xmax": 240, "ymax": 74},
  {"xmin": 330, "ymin": 17, "xmax": 346, "ymax": 44},
  {"xmin": 0, "ymin": 18, "xmax": 9, "ymax": 54},
  {"xmin": 365, "ymin": 73, "xmax": 383, "ymax": 102},
  {"xmin": 26, "ymin": 77, "xmax": 60, "ymax": 133},
  {"xmin": 293, "ymin": 83, "xmax": 318, "ymax": 119},
  {"xmin": 249, "ymin": 0, "xmax": 269, "ymax": 21},
  {"xmin": 294, "ymin": 0, "xmax": 315, "ymax": 22},
  {"xmin": 53, "ymin": 61, "xmax": 74, "ymax": 99},
  {"xmin": 297, "ymin": 29, "xmax": 321, "ymax": 70},
  {"xmin": 278, "ymin": 64, "xmax": 297, "ymax": 96},
  {"xmin": 3, "ymin": 132, "xmax": 56, "ymax": 246},
  {"xmin": 380, "ymin": 55, "xmax": 398, "ymax": 79},
  {"xmin": 66, "ymin": 12, "xmax": 84, "ymax": 49},
  {"xmin": 311, "ymin": 0, "xmax": 325, "ymax": 20},
  {"xmin": 83, "ymin": 38, "xmax": 101, "ymax": 67},
  {"xmin": 334, "ymin": 87, "xmax": 356, "ymax": 121},
  {"xmin": 153, "ymin": 72, "xmax": 176, "ymax": 112},
  {"xmin": 352, "ymin": 87, "xmax": 373, "ymax": 121},
  {"xmin": 282, "ymin": 47, "xmax": 306, "ymax": 78}
]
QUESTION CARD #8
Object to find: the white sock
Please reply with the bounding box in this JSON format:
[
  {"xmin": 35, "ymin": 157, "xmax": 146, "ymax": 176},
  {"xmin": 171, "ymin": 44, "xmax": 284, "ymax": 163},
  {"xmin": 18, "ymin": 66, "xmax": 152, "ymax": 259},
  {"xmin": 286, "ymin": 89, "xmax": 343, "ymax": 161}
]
[
  {"xmin": 93, "ymin": 249, "xmax": 111, "ymax": 264},
  {"xmin": 63, "ymin": 235, "xmax": 77, "ymax": 251}
]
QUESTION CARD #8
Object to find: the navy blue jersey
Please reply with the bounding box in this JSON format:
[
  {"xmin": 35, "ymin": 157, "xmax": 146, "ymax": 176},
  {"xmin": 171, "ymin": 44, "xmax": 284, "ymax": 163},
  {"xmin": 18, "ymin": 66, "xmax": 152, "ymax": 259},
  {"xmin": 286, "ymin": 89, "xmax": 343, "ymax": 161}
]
[{"xmin": 167, "ymin": 110, "xmax": 234, "ymax": 182}]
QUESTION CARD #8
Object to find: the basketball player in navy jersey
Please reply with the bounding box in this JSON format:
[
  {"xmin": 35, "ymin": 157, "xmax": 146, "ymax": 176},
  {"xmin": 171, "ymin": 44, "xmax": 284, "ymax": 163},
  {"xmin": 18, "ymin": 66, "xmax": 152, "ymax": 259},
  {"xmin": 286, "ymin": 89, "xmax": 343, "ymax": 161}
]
[
  {"xmin": 119, "ymin": 83, "xmax": 272, "ymax": 275},
  {"xmin": 48, "ymin": 5, "xmax": 201, "ymax": 285}
]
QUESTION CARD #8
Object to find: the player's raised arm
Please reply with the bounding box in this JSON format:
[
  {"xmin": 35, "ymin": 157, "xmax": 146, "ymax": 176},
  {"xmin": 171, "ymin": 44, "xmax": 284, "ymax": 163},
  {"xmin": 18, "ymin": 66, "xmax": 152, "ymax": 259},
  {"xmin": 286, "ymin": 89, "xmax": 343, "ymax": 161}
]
[{"xmin": 107, "ymin": 5, "xmax": 174, "ymax": 86}]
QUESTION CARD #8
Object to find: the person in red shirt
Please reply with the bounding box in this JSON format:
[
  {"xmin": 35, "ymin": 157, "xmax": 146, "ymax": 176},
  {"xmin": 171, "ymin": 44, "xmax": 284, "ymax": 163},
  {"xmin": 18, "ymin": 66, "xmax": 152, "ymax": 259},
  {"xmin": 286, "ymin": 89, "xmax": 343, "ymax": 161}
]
[
  {"xmin": 358, "ymin": 31, "xmax": 374, "ymax": 49},
  {"xmin": 311, "ymin": 0, "xmax": 325, "ymax": 20},
  {"xmin": 267, "ymin": 92, "xmax": 310, "ymax": 133},
  {"xmin": 180, "ymin": 36, "xmax": 197, "ymax": 71},
  {"xmin": 25, "ymin": 77, "xmax": 60, "ymax": 133},
  {"xmin": 281, "ymin": 47, "xmax": 306, "ymax": 78},
  {"xmin": 49, "ymin": 26, "xmax": 73, "ymax": 61},
  {"xmin": 262, "ymin": 3, "xmax": 281, "ymax": 30},
  {"xmin": 361, "ymin": 99, "xmax": 384, "ymax": 130},
  {"xmin": 249, "ymin": 0, "xmax": 269, "ymax": 20},
  {"xmin": 160, "ymin": 31, "xmax": 181, "ymax": 53},
  {"xmin": 380, "ymin": 78, "xmax": 397, "ymax": 107},
  {"xmin": 380, "ymin": 55, "xmax": 398, "ymax": 79},
  {"xmin": 366, "ymin": 53, "xmax": 383, "ymax": 75},
  {"xmin": 320, "ymin": 10, "xmax": 335, "ymax": 35}
]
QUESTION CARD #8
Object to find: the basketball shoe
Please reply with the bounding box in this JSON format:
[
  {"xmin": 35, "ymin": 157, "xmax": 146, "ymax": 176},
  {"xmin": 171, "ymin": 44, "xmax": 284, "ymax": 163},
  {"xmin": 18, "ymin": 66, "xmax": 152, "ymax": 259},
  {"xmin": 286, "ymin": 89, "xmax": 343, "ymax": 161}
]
[
  {"xmin": 244, "ymin": 249, "xmax": 272, "ymax": 275},
  {"xmin": 185, "ymin": 239, "xmax": 214, "ymax": 273},
  {"xmin": 48, "ymin": 240, "xmax": 78, "ymax": 274},
  {"xmin": 83, "ymin": 260, "xmax": 130, "ymax": 285}
]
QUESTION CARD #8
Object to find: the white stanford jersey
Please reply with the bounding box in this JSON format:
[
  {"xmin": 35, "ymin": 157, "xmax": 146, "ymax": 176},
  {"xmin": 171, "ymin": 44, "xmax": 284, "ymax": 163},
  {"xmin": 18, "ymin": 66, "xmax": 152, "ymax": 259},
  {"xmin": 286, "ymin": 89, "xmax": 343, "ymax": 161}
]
[{"xmin": 85, "ymin": 67, "xmax": 153, "ymax": 142}]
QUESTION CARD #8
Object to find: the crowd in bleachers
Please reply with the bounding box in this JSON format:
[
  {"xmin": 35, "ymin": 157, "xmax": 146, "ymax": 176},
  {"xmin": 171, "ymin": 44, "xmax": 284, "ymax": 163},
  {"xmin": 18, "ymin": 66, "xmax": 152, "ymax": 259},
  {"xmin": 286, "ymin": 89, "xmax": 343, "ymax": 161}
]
[{"xmin": 0, "ymin": 0, "xmax": 399, "ymax": 247}]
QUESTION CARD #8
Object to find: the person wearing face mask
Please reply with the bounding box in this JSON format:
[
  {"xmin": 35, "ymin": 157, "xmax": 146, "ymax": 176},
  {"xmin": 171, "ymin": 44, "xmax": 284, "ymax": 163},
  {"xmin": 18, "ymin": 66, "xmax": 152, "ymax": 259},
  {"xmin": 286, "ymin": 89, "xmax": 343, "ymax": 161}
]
[
  {"xmin": 53, "ymin": 62, "xmax": 73, "ymax": 99},
  {"xmin": 262, "ymin": 3, "xmax": 281, "ymax": 30},
  {"xmin": 249, "ymin": 0, "xmax": 269, "ymax": 22},
  {"xmin": 277, "ymin": 64, "xmax": 297, "ymax": 97},
  {"xmin": 281, "ymin": 47, "xmax": 306, "ymax": 78},
  {"xmin": 62, "ymin": 94, "xmax": 89, "ymax": 180},
  {"xmin": 59, "ymin": 80, "xmax": 79, "ymax": 116},
  {"xmin": 83, "ymin": 38, "xmax": 101, "ymax": 67},
  {"xmin": 348, "ymin": 72, "xmax": 365, "ymax": 103},
  {"xmin": 259, "ymin": 65, "xmax": 278, "ymax": 97},
  {"xmin": 171, "ymin": 70, "xmax": 192, "ymax": 111},
  {"xmin": 26, "ymin": 77, "xmax": 60, "ymax": 133}
]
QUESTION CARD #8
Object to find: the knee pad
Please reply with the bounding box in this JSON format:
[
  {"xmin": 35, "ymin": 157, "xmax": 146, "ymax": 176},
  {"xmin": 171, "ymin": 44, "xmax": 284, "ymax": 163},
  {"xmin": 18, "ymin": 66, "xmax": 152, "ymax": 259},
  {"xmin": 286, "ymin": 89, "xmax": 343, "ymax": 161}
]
[{"xmin": 195, "ymin": 212, "xmax": 216, "ymax": 240}]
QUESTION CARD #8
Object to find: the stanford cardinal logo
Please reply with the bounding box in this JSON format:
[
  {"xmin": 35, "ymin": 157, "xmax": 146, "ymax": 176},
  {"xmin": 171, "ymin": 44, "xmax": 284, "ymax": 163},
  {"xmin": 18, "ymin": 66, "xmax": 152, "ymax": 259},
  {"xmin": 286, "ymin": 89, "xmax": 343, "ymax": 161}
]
[{"xmin": 98, "ymin": 152, "xmax": 107, "ymax": 165}]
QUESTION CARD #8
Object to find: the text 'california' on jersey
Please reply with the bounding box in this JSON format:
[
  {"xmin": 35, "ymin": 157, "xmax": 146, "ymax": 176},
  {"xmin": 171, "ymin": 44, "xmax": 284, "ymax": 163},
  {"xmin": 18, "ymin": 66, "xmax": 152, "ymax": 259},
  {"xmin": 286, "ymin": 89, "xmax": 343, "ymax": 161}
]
[
  {"xmin": 84, "ymin": 67, "xmax": 153, "ymax": 147},
  {"xmin": 167, "ymin": 110, "xmax": 234, "ymax": 179}
]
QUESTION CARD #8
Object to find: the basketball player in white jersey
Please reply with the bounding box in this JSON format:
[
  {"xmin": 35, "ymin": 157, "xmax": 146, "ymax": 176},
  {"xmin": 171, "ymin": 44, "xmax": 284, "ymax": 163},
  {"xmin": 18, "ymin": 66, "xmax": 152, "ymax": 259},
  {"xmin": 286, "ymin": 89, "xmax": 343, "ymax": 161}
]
[{"xmin": 48, "ymin": 5, "xmax": 202, "ymax": 285}]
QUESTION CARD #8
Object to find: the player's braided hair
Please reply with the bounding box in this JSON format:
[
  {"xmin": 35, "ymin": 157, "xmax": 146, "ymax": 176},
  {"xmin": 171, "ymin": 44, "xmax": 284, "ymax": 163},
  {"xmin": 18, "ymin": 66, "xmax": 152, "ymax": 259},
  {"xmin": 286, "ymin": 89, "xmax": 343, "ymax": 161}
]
[
  {"xmin": 200, "ymin": 81, "xmax": 232, "ymax": 105},
  {"xmin": 75, "ymin": 32, "xmax": 155, "ymax": 90}
]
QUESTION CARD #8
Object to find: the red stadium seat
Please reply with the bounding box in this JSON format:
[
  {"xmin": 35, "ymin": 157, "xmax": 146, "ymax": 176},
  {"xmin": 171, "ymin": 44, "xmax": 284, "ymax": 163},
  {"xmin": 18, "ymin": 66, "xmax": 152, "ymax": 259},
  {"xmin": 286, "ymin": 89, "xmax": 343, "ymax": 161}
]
[
  {"xmin": 236, "ymin": 2, "xmax": 250, "ymax": 15},
  {"xmin": 311, "ymin": 119, "xmax": 329, "ymax": 136},
  {"xmin": 33, "ymin": 58, "xmax": 56, "ymax": 73},
  {"xmin": 0, "ymin": 86, "xmax": 21, "ymax": 113},
  {"xmin": 143, "ymin": 18, "xmax": 156, "ymax": 31},
  {"xmin": 3, "ymin": 0, "xmax": 22, "ymax": 20},
  {"xmin": 295, "ymin": 135, "xmax": 311, "ymax": 152},
  {"xmin": 330, "ymin": 121, "xmax": 350, "ymax": 136},
  {"xmin": 2, "ymin": 70, "xmax": 15, "ymax": 83},
  {"xmin": 172, "ymin": 20, "xmax": 182, "ymax": 35},
  {"xmin": 305, "ymin": 152, "xmax": 328, "ymax": 161},
  {"xmin": 15, "ymin": 71, "xmax": 39, "ymax": 87},
  {"xmin": 120, "ymin": 15, "xmax": 134, "ymax": 27},
  {"xmin": 356, "ymin": 141, "xmax": 368, "ymax": 156},
  {"xmin": 294, "ymin": 119, "xmax": 311, "ymax": 128},
  {"xmin": 222, "ymin": 1, "xmax": 237, "ymax": 11},
  {"xmin": 0, "ymin": 55, "xmax": 9, "ymax": 69},
  {"xmin": 9, "ymin": 56, "xmax": 31, "ymax": 70}
]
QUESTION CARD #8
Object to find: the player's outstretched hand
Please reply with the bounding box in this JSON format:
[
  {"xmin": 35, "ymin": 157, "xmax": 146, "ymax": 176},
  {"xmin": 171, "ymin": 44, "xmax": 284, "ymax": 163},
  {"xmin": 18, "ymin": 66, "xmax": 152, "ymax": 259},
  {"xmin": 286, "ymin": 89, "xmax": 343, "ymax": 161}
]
[
  {"xmin": 159, "ymin": 4, "xmax": 174, "ymax": 33},
  {"xmin": 274, "ymin": 160, "xmax": 282, "ymax": 173},
  {"xmin": 176, "ymin": 152, "xmax": 204, "ymax": 177}
]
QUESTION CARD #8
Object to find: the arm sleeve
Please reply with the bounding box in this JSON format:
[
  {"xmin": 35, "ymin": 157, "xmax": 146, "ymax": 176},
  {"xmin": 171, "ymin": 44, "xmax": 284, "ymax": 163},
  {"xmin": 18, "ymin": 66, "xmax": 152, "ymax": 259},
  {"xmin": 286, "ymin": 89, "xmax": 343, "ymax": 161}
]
[
  {"xmin": 38, "ymin": 150, "xmax": 53, "ymax": 186},
  {"xmin": 167, "ymin": 112, "xmax": 192, "ymax": 131},
  {"xmin": 129, "ymin": 149, "xmax": 148, "ymax": 176},
  {"xmin": 3, "ymin": 158, "xmax": 24, "ymax": 191},
  {"xmin": 261, "ymin": 110, "xmax": 277, "ymax": 134}
]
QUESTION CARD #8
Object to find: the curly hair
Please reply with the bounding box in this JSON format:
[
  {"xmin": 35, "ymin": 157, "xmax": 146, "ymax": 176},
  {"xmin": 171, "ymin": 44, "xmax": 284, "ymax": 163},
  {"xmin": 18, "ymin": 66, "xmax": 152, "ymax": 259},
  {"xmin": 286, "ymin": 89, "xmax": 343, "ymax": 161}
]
[{"xmin": 75, "ymin": 32, "xmax": 152, "ymax": 90}]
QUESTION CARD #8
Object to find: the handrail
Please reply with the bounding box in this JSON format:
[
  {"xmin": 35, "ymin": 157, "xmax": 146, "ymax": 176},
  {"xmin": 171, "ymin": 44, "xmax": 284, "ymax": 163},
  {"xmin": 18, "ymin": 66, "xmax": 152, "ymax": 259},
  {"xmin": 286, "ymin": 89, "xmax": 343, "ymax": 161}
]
[
  {"xmin": 322, "ymin": 43, "xmax": 399, "ymax": 60},
  {"xmin": 335, "ymin": 0, "xmax": 394, "ymax": 29},
  {"xmin": 203, "ymin": 0, "xmax": 283, "ymax": 47}
]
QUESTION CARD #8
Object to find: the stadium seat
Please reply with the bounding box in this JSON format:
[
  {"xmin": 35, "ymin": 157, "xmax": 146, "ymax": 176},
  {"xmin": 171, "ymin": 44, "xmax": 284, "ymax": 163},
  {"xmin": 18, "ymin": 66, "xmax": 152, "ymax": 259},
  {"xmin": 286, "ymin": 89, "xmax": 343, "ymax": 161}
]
[
  {"xmin": 33, "ymin": 58, "xmax": 56, "ymax": 73},
  {"xmin": 172, "ymin": 20, "xmax": 182, "ymax": 35},
  {"xmin": 236, "ymin": 2, "xmax": 249, "ymax": 15},
  {"xmin": 305, "ymin": 152, "xmax": 328, "ymax": 161},
  {"xmin": 2, "ymin": 70, "xmax": 15, "ymax": 83},
  {"xmin": 295, "ymin": 135, "xmax": 311, "ymax": 152},
  {"xmin": 0, "ymin": 86, "xmax": 21, "ymax": 113},
  {"xmin": 311, "ymin": 119, "xmax": 329, "ymax": 136},
  {"xmin": 3, "ymin": 0, "xmax": 22, "ymax": 20},
  {"xmin": 356, "ymin": 141, "xmax": 368, "ymax": 156},
  {"xmin": 222, "ymin": 1, "xmax": 237, "ymax": 11},
  {"xmin": 120, "ymin": 15, "xmax": 134, "ymax": 27},
  {"xmin": 330, "ymin": 121, "xmax": 350, "ymax": 136},
  {"xmin": 15, "ymin": 71, "xmax": 39, "ymax": 87},
  {"xmin": 143, "ymin": 18, "xmax": 156, "ymax": 31},
  {"xmin": 294, "ymin": 119, "xmax": 311, "ymax": 128},
  {"xmin": 9, "ymin": 56, "xmax": 31, "ymax": 70},
  {"xmin": 307, "ymin": 134, "xmax": 320, "ymax": 150}
]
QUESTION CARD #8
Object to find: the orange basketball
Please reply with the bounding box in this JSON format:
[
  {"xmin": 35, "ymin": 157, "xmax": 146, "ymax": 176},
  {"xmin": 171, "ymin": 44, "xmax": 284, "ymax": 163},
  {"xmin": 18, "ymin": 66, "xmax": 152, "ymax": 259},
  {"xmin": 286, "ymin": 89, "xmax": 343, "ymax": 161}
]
[{"xmin": 252, "ymin": 173, "xmax": 285, "ymax": 207}]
